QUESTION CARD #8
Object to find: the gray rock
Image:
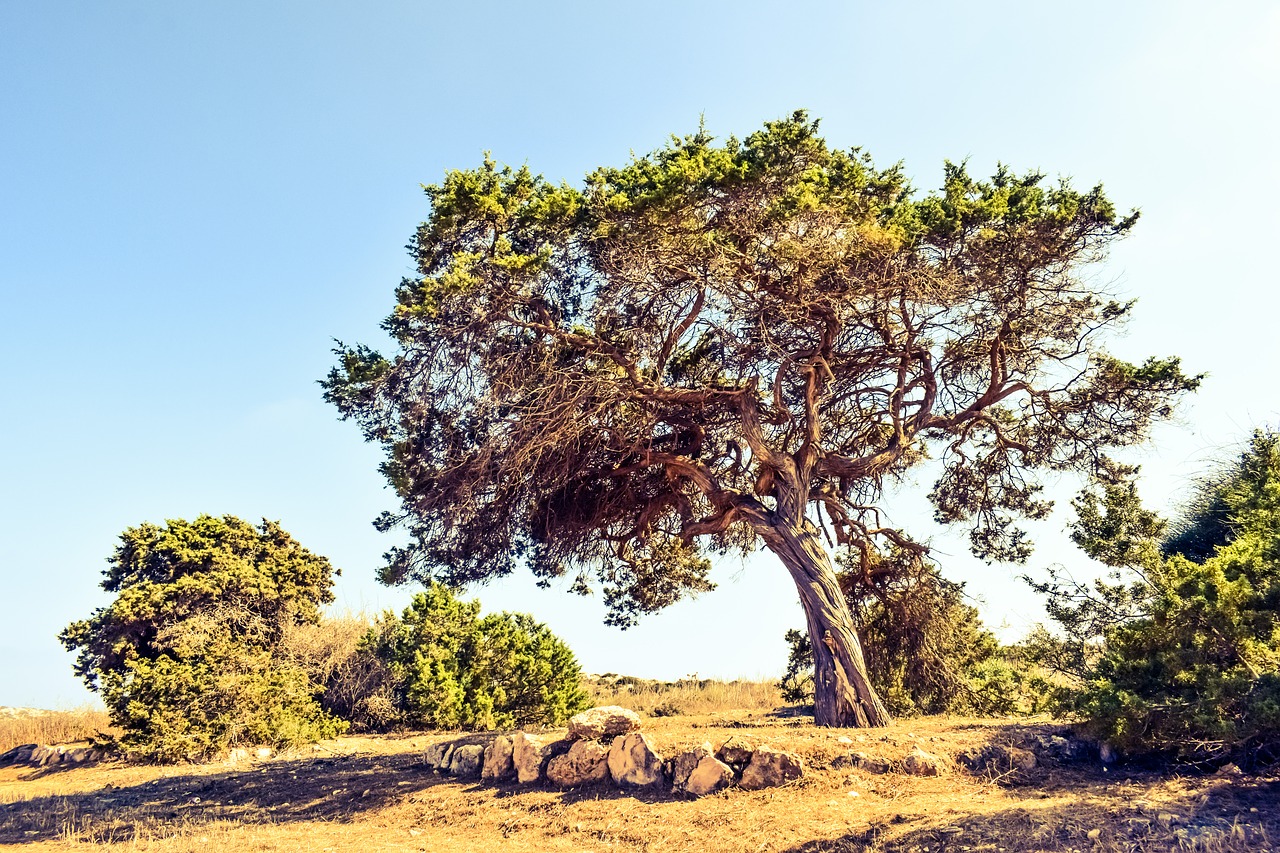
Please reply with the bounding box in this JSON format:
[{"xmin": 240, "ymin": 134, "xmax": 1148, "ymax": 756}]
[
  {"xmin": 901, "ymin": 747, "xmax": 943, "ymax": 777},
  {"xmin": 608, "ymin": 732, "xmax": 664, "ymax": 787},
  {"xmin": 852, "ymin": 752, "xmax": 891, "ymax": 774},
  {"xmin": 1099, "ymin": 742, "xmax": 1118, "ymax": 765},
  {"xmin": 512, "ymin": 732, "xmax": 555, "ymax": 784},
  {"xmin": 546, "ymin": 740, "xmax": 610, "ymax": 786},
  {"xmin": 739, "ymin": 746, "xmax": 804, "ymax": 790},
  {"xmin": 715, "ymin": 735, "xmax": 755, "ymax": 766},
  {"xmin": 567, "ymin": 706, "xmax": 641, "ymax": 740},
  {"xmin": 448, "ymin": 744, "xmax": 485, "ymax": 778},
  {"xmin": 423, "ymin": 740, "xmax": 454, "ymax": 771},
  {"xmin": 481, "ymin": 736, "xmax": 515, "ymax": 781},
  {"xmin": 958, "ymin": 744, "xmax": 1037, "ymax": 773},
  {"xmin": 672, "ymin": 743, "xmax": 734, "ymax": 797}
]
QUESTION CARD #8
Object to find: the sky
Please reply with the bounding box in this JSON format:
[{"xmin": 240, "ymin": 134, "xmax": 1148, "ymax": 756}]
[{"xmin": 2, "ymin": 1, "xmax": 1277, "ymax": 708}]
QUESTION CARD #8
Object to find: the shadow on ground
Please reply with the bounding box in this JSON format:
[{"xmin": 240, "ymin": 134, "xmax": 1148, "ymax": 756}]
[
  {"xmin": 783, "ymin": 774, "xmax": 1280, "ymax": 852},
  {"xmin": 0, "ymin": 735, "xmax": 678, "ymax": 845}
]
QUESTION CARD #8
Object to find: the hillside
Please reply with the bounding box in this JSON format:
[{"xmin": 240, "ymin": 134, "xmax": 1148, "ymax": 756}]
[{"xmin": 2, "ymin": 709, "xmax": 1277, "ymax": 852}]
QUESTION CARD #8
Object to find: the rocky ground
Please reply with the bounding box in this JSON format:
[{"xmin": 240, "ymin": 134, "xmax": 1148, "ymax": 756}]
[{"xmin": 1, "ymin": 710, "xmax": 1277, "ymax": 852}]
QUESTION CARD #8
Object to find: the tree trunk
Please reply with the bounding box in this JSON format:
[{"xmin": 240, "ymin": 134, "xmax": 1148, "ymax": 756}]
[{"xmin": 760, "ymin": 521, "xmax": 891, "ymax": 727}]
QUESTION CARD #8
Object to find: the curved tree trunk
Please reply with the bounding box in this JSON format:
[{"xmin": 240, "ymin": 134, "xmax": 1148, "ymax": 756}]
[{"xmin": 760, "ymin": 521, "xmax": 891, "ymax": 727}]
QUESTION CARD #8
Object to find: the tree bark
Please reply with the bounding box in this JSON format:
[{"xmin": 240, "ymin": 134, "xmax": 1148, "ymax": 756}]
[{"xmin": 760, "ymin": 521, "xmax": 891, "ymax": 727}]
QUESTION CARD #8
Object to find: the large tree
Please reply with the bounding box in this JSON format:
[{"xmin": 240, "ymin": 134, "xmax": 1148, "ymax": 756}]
[{"xmin": 324, "ymin": 113, "xmax": 1197, "ymax": 726}]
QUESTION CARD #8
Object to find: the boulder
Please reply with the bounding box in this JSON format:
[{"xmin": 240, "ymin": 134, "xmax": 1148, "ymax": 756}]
[
  {"xmin": 1099, "ymin": 742, "xmax": 1118, "ymax": 765},
  {"xmin": 672, "ymin": 743, "xmax": 734, "ymax": 797},
  {"xmin": 567, "ymin": 706, "xmax": 641, "ymax": 740},
  {"xmin": 608, "ymin": 732, "xmax": 664, "ymax": 787},
  {"xmin": 852, "ymin": 752, "xmax": 891, "ymax": 774},
  {"xmin": 448, "ymin": 744, "xmax": 485, "ymax": 779},
  {"xmin": 482, "ymin": 736, "xmax": 515, "ymax": 781},
  {"xmin": 715, "ymin": 735, "xmax": 756, "ymax": 766},
  {"xmin": 739, "ymin": 746, "xmax": 804, "ymax": 790},
  {"xmin": 31, "ymin": 746, "xmax": 59, "ymax": 766},
  {"xmin": 513, "ymin": 732, "xmax": 559, "ymax": 784},
  {"xmin": 902, "ymin": 747, "xmax": 943, "ymax": 777},
  {"xmin": 958, "ymin": 744, "xmax": 1037, "ymax": 773},
  {"xmin": 423, "ymin": 741, "xmax": 455, "ymax": 771},
  {"xmin": 546, "ymin": 740, "xmax": 610, "ymax": 787}
]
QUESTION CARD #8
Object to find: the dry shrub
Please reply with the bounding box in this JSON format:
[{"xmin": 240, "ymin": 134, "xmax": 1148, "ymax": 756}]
[
  {"xmin": 0, "ymin": 708, "xmax": 116, "ymax": 753},
  {"xmin": 585, "ymin": 676, "xmax": 782, "ymax": 716},
  {"xmin": 278, "ymin": 612, "xmax": 395, "ymax": 732}
]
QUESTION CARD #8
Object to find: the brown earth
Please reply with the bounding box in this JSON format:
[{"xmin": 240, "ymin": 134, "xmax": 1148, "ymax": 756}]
[{"xmin": 1, "ymin": 711, "xmax": 1276, "ymax": 852}]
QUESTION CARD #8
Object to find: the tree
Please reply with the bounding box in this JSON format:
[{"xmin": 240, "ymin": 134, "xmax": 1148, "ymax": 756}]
[
  {"xmin": 60, "ymin": 515, "xmax": 344, "ymax": 760},
  {"xmin": 364, "ymin": 582, "xmax": 590, "ymax": 730},
  {"xmin": 324, "ymin": 112, "xmax": 1198, "ymax": 726},
  {"xmin": 1034, "ymin": 432, "xmax": 1280, "ymax": 764},
  {"xmin": 779, "ymin": 549, "xmax": 1033, "ymax": 716}
]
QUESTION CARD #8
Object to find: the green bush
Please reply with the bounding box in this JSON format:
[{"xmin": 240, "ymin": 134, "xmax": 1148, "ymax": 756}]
[
  {"xmin": 780, "ymin": 549, "xmax": 1044, "ymax": 716},
  {"xmin": 366, "ymin": 583, "xmax": 590, "ymax": 730},
  {"xmin": 1034, "ymin": 433, "xmax": 1280, "ymax": 765},
  {"xmin": 60, "ymin": 515, "xmax": 346, "ymax": 761}
]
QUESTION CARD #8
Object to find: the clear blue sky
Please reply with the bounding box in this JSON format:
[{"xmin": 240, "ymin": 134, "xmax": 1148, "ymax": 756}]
[{"xmin": 2, "ymin": 2, "xmax": 1277, "ymax": 708}]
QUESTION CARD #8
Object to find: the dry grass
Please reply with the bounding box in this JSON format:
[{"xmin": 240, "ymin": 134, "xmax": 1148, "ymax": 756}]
[
  {"xmin": 0, "ymin": 709, "xmax": 115, "ymax": 755},
  {"xmin": 2, "ymin": 708, "xmax": 1277, "ymax": 852},
  {"xmin": 586, "ymin": 675, "xmax": 785, "ymax": 717}
]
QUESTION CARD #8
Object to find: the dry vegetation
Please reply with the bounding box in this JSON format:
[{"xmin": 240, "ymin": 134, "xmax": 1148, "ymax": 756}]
[
  {"xmin": 0, "ymin": 709, "xmax": 115, "ymax": 755},
  {"xmin": 2, "ymin": 683, "xmax": 1278, "ymax": 853}
]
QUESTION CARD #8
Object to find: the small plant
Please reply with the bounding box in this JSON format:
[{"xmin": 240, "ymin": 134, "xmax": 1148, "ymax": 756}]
[{"xmin": 366, "ymin": 583, "xmax": 590, "ymax": 730}]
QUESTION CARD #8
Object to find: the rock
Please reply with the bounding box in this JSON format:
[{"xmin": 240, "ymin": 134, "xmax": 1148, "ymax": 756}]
[
  {"xmin": 1, "ymin": 745, "xmax": 35, "ymax": 765},
  {"xmin": 1216, "ymin": 762, "xmax": 1243, "ymax": 776},
  {"xmin": 852, "ymin": 752, "xmax": 891, "ymax": 774},
  {"xmin": 672, "ymin": 743, "xmax": 733, "ymax": 797},
  {"xmin": 423, "ymin": 741, "xmax": 454, "ymax": 771},
  {"xmin": 567, "ymin": 706, "xmax": 641, "ymax": 740},
  {"xmin": 1098, "ymin": 743, "xmax": 1118, "ymax": 765},
  {"xmin": 254, "ymin": 747, "xmax": 274, "ymax": 760},
  {"xmin": 513, "ymin": 732, "xmax": 556, "ymax": 784},
  {"xmin": 715, "ymin": 735, "xmax": 755, "ymax": 766},
  {"xmin": 31, "ymin": 746, "xmax": 59, "ymax": 766},
  {"xmin": 901, "ymin": 747, "xmax": 943, "ymax": 777},
  {"xmin": 1087, "ymin": 828, "xmax": 1102, "ymax": 840},
  {"xmin": 1157, "ymin": 812, "xmax": 1177, "ymax": 828},
  {"xmin": 958, "ymin": 744, "xmax": 1037, "ymax": 773},
  {"xmin": 546, "ymin": 740, "xmax": 610, "ymax": 786},
  {"xmin": 63, "ymin": 747, "xmax": 93, "ymax": 765},
  {"xmin": 448, "ymin": 744, "xmax": 485, "ymax": 779},
  {"xmin": 608, "ymin": 732, "xmax": 664, "ymax": 787},
  {"xmin": 739, "ymin": 746, "xmax": 804, "ymax": 790},
  {"xmin": 482, "ymin": 736, "xmax": 515, "ymax": 781},
  {"xmin": 836, "ymin": 736, "xmax": 853, "ymax": 745},
  {"xmin": 226, "ymin": 748, "xmax": 250, "ymax": 764}
]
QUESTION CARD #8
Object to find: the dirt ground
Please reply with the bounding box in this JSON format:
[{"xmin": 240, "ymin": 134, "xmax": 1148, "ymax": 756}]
[{"xmin": 2, "ymin": 712, "xmax": 1277, "ymax": 852}]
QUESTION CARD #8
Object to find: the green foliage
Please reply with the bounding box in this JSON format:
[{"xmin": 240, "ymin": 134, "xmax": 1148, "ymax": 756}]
[
  {"xmin": 60, "ymin": 515, "xmax": 345, "ymax": 761},
  {"xmin": 366, "ymin": 583, "xmax": 590, "ymax": 730},
  {"xmin": 1035, "ymin": 432, "xmax": 1280, "ymax": 765},
  {"xmin": 780, "ymin": 551, "xmax": 1044, "ymax": 716}
]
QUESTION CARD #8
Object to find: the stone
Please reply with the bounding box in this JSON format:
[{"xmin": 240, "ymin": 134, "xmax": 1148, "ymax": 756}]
[
  {"xmin": 31, "ymin": 746, "xmax": 58, "ymax": 766},
  {"xmin": 852, "ymin": 752, "xmax": 891, "ymax": 774},
  {"xmin": 513, "ymin": 732, "xmax": 555, "ymax": 784},
  {"xmin": 608, "ymin": 732, "xmax": 664, "ymax": 787},
  {"xmin": 567, "ymin": 706, "xmax": 641, "ymax": 740},
  {"xmin": 481, "ymin": 736, "xmax": 515, "ymax": 781},
  {"xmin": 226, "ymin": 748, "xmax": 251, "ymax": 764},
  {"xmin": 423, "ymin": 741, "xmax": 453, "ymax": 770},
  {"xmin": 715, "ymin": 735, "xmax": 755, "ymax": 766},
  {"xmin": 254, "ymin": 747, "xmax": 274, "ymax": 760},
  {"xmin": 958, "ymin": 744, "xmax": 1036, "ymax": 773},
  {"xmin": 672, "ymin": 743, "xmax": 733, "ymax": 797},
  {"xmin": 448, "ymin": 744, "xmax": 485, "ymax": 778},
  {"xmin": 1098, "ymin": 743, "xmax": 1118, "ymax": 765},
  {"xmin": 739, "ymin": 746, "xmax": 804, "ymax": 790},
  {"xmin": 546, "ymin": 740, "xmax": 610, "ymax": 786},
  {"xmin": 901, "ymin": 747, "xmax": 943, "ymax": 777}
]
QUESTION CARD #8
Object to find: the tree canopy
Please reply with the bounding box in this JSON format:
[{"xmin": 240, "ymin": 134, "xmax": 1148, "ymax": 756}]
[
  {"xmin": 325, "ymin": 112, "xmax": 1198, "ymax": 726},
  {"xmin": 61, "ymin": 515, "xmax": 343, "ymax": 760}
]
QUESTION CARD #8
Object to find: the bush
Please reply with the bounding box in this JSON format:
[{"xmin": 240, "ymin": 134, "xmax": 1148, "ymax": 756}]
[
  {"xmin": 1034, "ymin": 434, "xmax": 1280, "ymax": 766},
  {"xmin": 780, "ymin": 549, "xmax": 1042, "ymax": 716},
  {"xmin": 366, "ymin": 583, "xmax": 590, "ymax": 730},
  {"xmin": 60, "ymin": 515, "xmax": 346, "ymax": 761}
]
